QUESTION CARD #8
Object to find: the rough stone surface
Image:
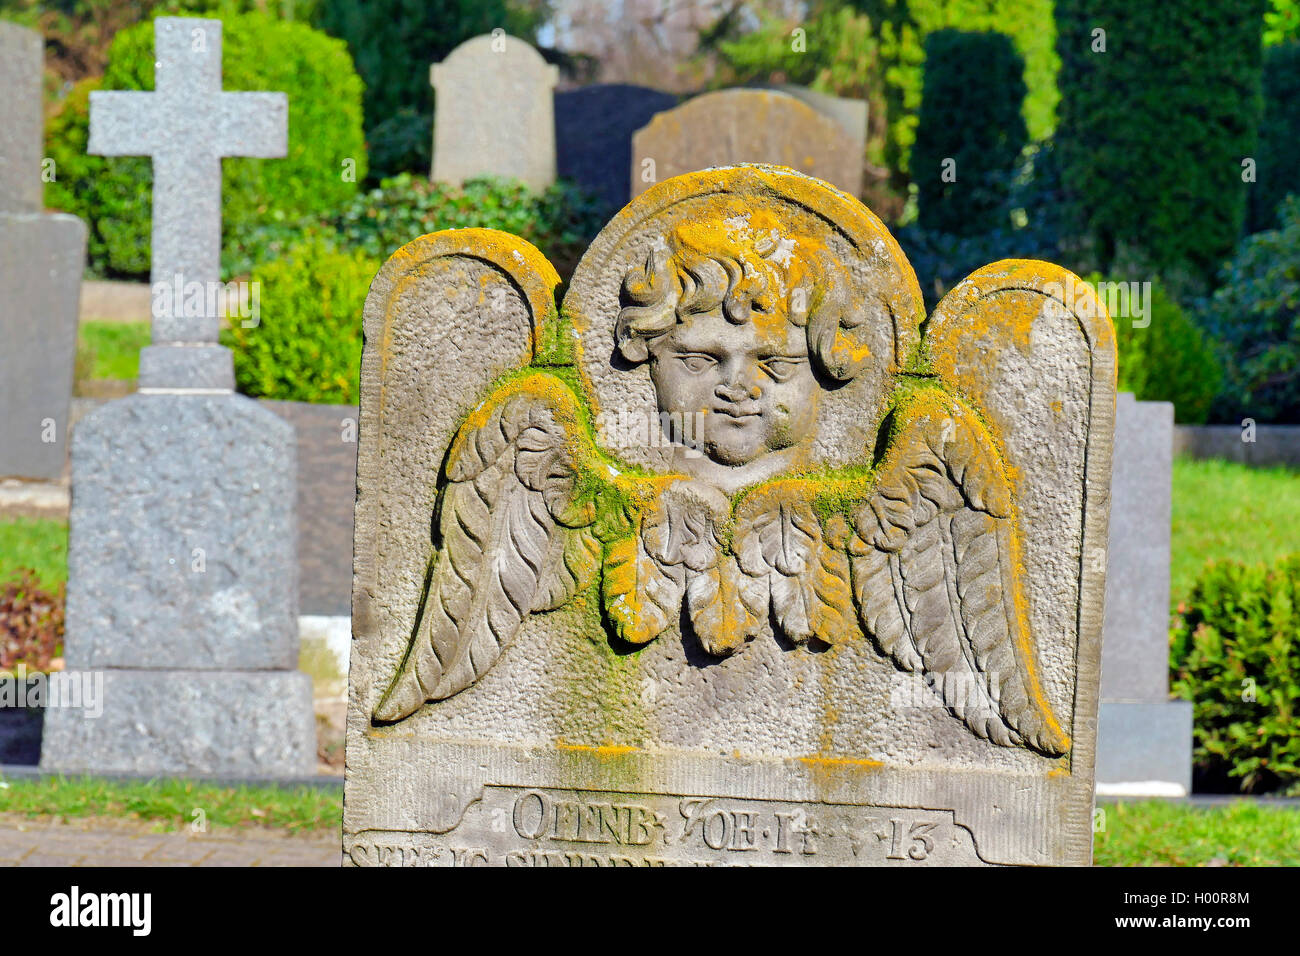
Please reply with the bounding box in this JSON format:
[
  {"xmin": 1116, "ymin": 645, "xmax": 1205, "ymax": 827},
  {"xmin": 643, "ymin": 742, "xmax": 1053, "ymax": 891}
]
[
  {"xmin": 0, "ymin": 213, "xmax": 87, "ymax": 480},
  {"xmin": 345, "ymin": 167, "xmax": 1115, "ymax": 866},
  {"xmin": 137, "ymin": 344, "xmax": 235, "ymax": 390},
  {"xmin": 39, "ymin": 670, "xmax": 315, "ymax": 776},
  {"xmin": 63, "ymin": 392, "xmax": 298, "ymax": 671},
  {"xmin": 430, "ymin": 33, "xmax": 558, "ymax": 192},
  {"xmin": 263, "ymin": 401, "xmax": 359, "ymax": 616},
  {"xmin": 0, "ymin": 22, "xmax": 43, "ymax": 213},
  {"xmin": 631, "ymin": 90, "xmax": 863, "ymax": 199},
  {"xmin": 555, "ymin": 84, "xmax": 680, "ymax": 212},
  {"xmin": 87, "ymin": 17, "xmax": 286, "ymax": 353},
  {"xmin": 769, "ymin": 84, "xmax": 868, "ymax": 152}
]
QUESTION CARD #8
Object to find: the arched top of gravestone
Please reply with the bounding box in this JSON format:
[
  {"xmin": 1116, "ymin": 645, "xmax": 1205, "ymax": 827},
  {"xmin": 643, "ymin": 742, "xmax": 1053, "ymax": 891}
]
[
  {"xmin": 630, "ymin": 89, "xmax": 864, "ymax": 199},
  {"xmin": 566, "ymin": 163, "xmax": 923, "ymax": 475},
  {"xmin": 430, "ymin": 32, "xmax": 559, "ymax": 84}
]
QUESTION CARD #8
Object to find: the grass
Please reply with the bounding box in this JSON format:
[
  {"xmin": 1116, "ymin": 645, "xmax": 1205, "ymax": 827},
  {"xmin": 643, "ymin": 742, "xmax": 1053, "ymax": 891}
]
[
  {"xmin": 0, "ymin": 776, "xmax": 340, "ymax": 834},
  {"xmin": 1093, "ymin": 799, "xmax": 1300, "ymax": 866},
  {"xmin": 77, "ymin": 320, "xmax": 150, "ymax": 381},
  {"xmin": 0, "ymin": 517, "xmax": 67, "ymax": 590},
  {"xmin": 1170, "ymin": 457, "xmax": 1300, "ymax": 609}
]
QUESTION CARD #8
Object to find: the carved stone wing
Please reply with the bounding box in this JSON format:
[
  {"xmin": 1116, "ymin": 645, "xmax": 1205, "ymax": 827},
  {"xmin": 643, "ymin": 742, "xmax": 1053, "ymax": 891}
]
[
  {"xmin": 849, "ymin": 389, "xmax": 1068, "ymax": 756},
  {"xmin": 373, "ymin": 373, "xmax": 605, "ymax": 721}
]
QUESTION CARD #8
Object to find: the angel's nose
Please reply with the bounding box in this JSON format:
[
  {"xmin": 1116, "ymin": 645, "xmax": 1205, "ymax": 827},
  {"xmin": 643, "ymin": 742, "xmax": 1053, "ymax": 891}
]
[{"xmin": 715, "ymin": 362, "xmax": 762, "ymax": 403}]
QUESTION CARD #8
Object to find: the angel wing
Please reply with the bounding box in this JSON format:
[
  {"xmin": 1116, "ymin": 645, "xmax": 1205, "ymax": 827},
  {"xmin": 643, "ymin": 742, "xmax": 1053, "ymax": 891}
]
[
  {"xmin": 732, "ymin": 388, "xmax": 1068, "ymax": 756},
  {"xmin": 373, "ymin": 372, "xmax": 608, "ymax": 721}
]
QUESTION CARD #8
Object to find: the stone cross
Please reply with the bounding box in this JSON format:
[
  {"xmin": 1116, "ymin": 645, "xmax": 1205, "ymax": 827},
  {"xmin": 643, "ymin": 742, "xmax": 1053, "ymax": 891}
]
[
  {"xmin": 88, "ymin": 17, "xmax": 286, "ymax": 388},
  {"xmin": 0, "ymin": 22, "xmax": 44, "ymax": 213}
]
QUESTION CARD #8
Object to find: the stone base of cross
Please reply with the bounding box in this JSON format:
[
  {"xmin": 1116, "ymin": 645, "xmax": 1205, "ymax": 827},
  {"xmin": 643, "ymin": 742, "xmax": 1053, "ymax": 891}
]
[{"xmin": 88, "ymin": 17, "xmax": 286, "ymax": 391}]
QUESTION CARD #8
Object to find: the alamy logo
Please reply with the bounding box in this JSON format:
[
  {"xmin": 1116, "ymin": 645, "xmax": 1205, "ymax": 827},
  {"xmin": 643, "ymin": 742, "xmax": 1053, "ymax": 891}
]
[{"xmin": 49, "ymin": 886, "xmax": 151, "ymax": 936}]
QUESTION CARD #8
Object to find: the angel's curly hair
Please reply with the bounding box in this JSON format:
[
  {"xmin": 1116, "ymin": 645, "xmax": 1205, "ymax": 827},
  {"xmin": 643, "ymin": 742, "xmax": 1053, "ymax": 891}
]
[{"xmin": 615, "ymin": 217, "xmax": 869, "ymax": 381}]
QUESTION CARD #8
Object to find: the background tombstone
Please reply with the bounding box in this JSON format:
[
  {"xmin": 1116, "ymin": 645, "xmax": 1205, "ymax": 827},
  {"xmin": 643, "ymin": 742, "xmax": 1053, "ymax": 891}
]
[
  {"xmin": 430, "ymin": 33, "xmax": 558, "ymax": 192},
  {"xmin": 345, "ymin": 167, "xmax": 1115, "ymax": 867},
  {"xmin": 555, "ymin": 83, "xmax": 679, "ymax": 213},
  {"xmin": 767, "ymin": 84, "xmax": 868, "ymax": 156},
  {"xmin": 1097, "ymin": 393, "xmax": 1193, "ymax": 795},
  {"xmin": 0, "ymin": 22, "xmax": 87, "ymax": 482},
  {"xmin": 39, "ymin": 18, "xmax": 314, "ymax": 778},
  {"xmin": 630, "ymin": 89, "xmax": 864, "ymax": 199}
]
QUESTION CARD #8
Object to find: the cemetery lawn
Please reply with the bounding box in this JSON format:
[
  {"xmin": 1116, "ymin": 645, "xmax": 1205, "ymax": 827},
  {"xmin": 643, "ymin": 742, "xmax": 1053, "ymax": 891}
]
[
  {"xmin": 1170, "ymin": 458, "xmax": 1300, "ymax": 608},
  {"xmin": 0, "ymin": 517, "xmax": 67, "ymax": 589},
  {"xmin": 1093, "ymin": 799, "xmax": 1300, "ymax": 866},
  {"xmin": 77, "ymin": 320, "xmax": 150, "ymax": 382},
  {"xmin": 0, "ymin": 776, "xmax": 340, "ymax": 833}
]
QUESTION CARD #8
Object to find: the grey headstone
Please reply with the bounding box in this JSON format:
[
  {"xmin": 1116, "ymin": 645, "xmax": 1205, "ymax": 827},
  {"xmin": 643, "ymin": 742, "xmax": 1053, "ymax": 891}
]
[
  {"xmin": 631, "ymin": 90, "xmax": 864, "ymax": 199},
  {"xmin": 0, "ymin": 21, "xmax": 43, "ymax": 213},
  {"xmin": 0, "ymin": 212, "xmax": 86, "ymax": 480},
  {"xmin": 1097, "ymin": 393, "xmax": 1192, "ymax": 794},
  {"xmin": 771, "ymin": 84, "xmax": 868, "ymax": 152},
  {"xmin": 430, "ymin": 33, "xmax": 558, "ymax": 192},
  {"xmin": 88, "ymin": 17, "xmax": 286, "ymax": 359},
  {"xmin": 344, "ymin": 167, "xmax": 1116, "ymax": 866},
  {"xmin": 64, "ymin": 393, "xmax": 298, "ymax": 670},
  {"xmin": 39, "ymin": 670, "xmax": 316, "ymax": 776},
  {"xmin": 555, "ymin": 84, "xmax": 679, "ymax": 212}
]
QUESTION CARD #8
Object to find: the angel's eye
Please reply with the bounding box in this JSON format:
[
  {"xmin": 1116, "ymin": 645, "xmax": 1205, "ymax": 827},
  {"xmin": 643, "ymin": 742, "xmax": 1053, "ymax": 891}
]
[
  {"xmin": 760, "ymin": 357, "xmax": 805, "ymax": 382},
  {"xmin": 676, "ymin": 353, "xmax": 717, "ymax": 375}
]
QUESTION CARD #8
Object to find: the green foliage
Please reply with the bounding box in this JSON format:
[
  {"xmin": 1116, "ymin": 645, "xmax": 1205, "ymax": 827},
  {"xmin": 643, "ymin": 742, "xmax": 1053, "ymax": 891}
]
[
  {"xmin": 0, "ymin": 518, "xmax": 67, "ymax": 591},
  {"xmin": 221, "ymin": 237, "xmax": 378, "ymax": 404},
  {"xmin": 1171, "ymin": 554, "xmax": 1300, "ymax": 795},
  {"xmin": 850, "ymin": 0, "xmax": 1058, "ymax": 179},
  {"xmin": 225, "ymin": 173, "xmax": 606, "ymax": 284},
  {"xmin": 1205, "ymin": 196, "xmax": 1300, "ymax": 422},
  {"xmin": 1266, "ymin": 0, "xmax": 1300, "ymax": 44},
  {"xmin": 1054, "ymin": 0, "xmax": 1266, "ymax": 282},
  {"xmin": 43, "ymin": 11, "xmax": 366, "ymax": 278},
  {"xmin": 77, "ymin": 320, "xmax": 151, "ymax": 381},
  {"xmin": 1087, "ymin": 273, "xmax": 1222, "ymax": 424},
  {"xmin": 912, "ymin": 29, "xmax": 1027, "ymax": 236},
  {"xmin": 1092, "ymin": 799, "xmax": 1300, "ymax": 866},
  {"xmin": 1249, "ymin": 42, "xmax": 1300, "ymax": 232},
  {"xmin": 313, "ymin": 0, "xmax": 541, "ymax": 179}
]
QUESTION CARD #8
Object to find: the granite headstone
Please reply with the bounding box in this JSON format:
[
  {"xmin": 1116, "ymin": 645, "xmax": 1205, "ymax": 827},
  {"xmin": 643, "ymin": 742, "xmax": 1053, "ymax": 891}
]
[
  {"xmin": 0, "ymin": 22, "xmax": 87, "ymax": 482},
  {"xmin": 344, "ymin": 165, "xmax": 1116, "ymax": 866},
  {"xmin": 40, "ymin": 18, "xmax": 313, "ymax": 778},
  {"xmin": 430, "ymin": 33, "xmax": 558, "ymax": 192},
  {"xmin": 631, "ymin": 90, "xmax": 864, "ymax": 199}
]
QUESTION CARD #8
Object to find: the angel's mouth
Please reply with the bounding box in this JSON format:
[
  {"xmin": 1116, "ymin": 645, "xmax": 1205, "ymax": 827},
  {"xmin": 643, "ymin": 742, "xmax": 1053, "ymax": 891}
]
[{"xmin": 714, "ymin": 405, "xmax": 761, "ymax": 421}]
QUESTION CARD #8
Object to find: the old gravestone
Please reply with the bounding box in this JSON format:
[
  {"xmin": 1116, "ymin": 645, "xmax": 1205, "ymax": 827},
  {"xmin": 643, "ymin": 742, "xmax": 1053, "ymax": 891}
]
[
  {"xmin": 430, "ymin": 33, "xmax": 558, "ymax": 192},
  {"xmin": 0, "ymin": 22, "xmax": 87, "ymax": 481},
  {"xmin": 1097, "ymin": 393, "xmax": 1192, "ymax": 795},
  {"xmin": 767, "ymin": 84, "xmax": 869, "ymax": 156},
  {"xmin": 344, "ymin": 165, "xmax": 1116, "ymax": 866},
  {"xmin": 631, "ymin": 90, "xmax": 863, "ymax": 200},
  {"xmin": 40, "ymin": 18, "xmax": 314, "ymax": 777}
]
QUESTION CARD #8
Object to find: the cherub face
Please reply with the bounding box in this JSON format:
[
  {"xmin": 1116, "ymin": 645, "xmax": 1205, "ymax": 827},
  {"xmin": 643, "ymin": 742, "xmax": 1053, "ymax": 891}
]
[{"xmin": 647, "ymin": 305, "xmax": 819, "ymax": 467}]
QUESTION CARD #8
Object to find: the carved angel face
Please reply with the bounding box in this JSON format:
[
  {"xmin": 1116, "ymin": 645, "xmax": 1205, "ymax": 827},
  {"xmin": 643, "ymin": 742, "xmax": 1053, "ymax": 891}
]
[{"xmin": 647, "ymin": 302, "xmax": 819, "ymax": 467}]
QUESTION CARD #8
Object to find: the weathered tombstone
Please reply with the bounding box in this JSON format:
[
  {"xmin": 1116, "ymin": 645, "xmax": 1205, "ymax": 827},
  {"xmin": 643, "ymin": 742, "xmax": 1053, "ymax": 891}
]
[
  {"xmin": 344, "ymin": 165, "xmax": 1116, "ymax": 866},
  {"xmin": 769, "ymin": 84, "xmax": 868, "ymax": 155},
  {"xmin": 1097, "ymin": 393, "xmax": 1192, "ymax": 795},
  {"xmin": 631, "ymin": 90, "xmax": 864, "ymax": 200},
  {"xmin": 0, "ymin": 22, "xmax": 87, "ymax": 481},
  {"xmin": 430, "ymin": 33, "xmax": 558, "ymax": 192},
  {"xmin": 40, "ymin": 18, "xmax": 314, "ymax": 777},
  {"xmin": 555, "ymin": 83, "xmax": 679, "ymax": 212}
]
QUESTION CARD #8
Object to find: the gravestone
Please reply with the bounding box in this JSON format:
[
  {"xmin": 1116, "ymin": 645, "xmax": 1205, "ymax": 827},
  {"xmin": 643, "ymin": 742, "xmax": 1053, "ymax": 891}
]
[
  {"xmin": 769, "ymin": 84, "xmax": 868, "ymax": 155},
  {"xmin": 0, "ymin": 22, "xmax": 87, "ymax": 481},
  {"xmin": 40, "ymin": 18, "xmax": 314, "ymax": 777},
  {"xmin": 1097, "ymin": 393, "xmax": 1192, "ymax": 795},
  {"xmin": 555, "ymin": 84, "xmax": 679, "ymax": 213},
  {"xmin": 631, "ymin": 90, "xmax": 863, "ymax": 200},
  {"xmin": 344, "ymin": 165, "xmax": 1116, "ymax": 866},
  {"xmin": 430, "ymin": 33, "xmax": 558, "ymax": 192}
]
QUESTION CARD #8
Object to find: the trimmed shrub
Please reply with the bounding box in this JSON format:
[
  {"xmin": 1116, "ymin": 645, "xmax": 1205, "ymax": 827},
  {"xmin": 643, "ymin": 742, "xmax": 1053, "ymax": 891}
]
[
  {"xmin": 1089, "ymin": 273, "xmax": 1222, "ymax": 424},
  {"xmin": 0, "ymin": 571, "xmax": 64, "ymax": 673},
  {"xmin": 1205, "ymin": 196, "xmax": 1300, "ymax": 423},
  {"xmin": 1171, "ymin": 555, "xmax": 1300, "ymax": 795},
  {"xmin": 1249, "ymin": 42, "xmax": 1300, "ymax": 232},
  {"xmin": 1054, "ymin": 0, "xmax": 1265, "ymax": 282},
  {"xmin": 221, "ymin": 237, "xmax": 378, "ymax": 404},
  {"xmin": 224, "ymin": 173, "xmax": 607, "ymax": 284},
  {"xmin": 44, "ymin": 11, "xmax": 366, "ymax": 279},
  {"xmin": 913, "ymin": 30, "xmax": 1027, "ymax": 236}
]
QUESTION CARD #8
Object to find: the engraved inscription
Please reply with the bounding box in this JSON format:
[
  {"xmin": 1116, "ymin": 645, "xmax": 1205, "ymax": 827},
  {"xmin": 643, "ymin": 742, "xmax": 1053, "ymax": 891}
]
[{"xmin": 344, "ymin": 785, "xmax": 984, "ymax": 866}]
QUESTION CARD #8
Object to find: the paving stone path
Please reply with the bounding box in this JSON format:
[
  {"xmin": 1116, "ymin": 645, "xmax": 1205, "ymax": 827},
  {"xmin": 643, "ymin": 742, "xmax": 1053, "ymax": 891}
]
[{"xmin": 0, "ymin": 814, "xmax": 338, "ymax": 866}]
